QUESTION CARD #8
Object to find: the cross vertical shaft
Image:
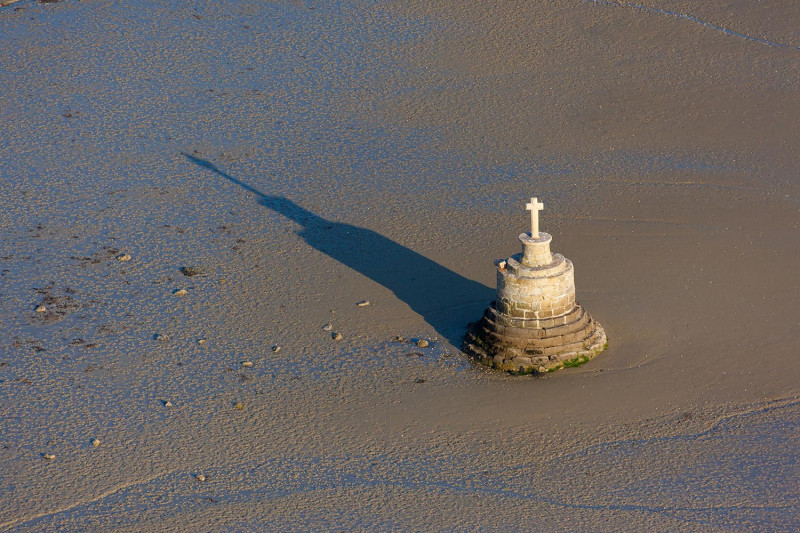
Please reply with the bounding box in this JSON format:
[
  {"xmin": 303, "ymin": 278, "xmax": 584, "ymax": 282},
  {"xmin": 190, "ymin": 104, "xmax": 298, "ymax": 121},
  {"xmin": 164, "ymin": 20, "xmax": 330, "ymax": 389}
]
[{"xmin": 526, "ymin": 197, "xmax": 544, "ymax": 238}]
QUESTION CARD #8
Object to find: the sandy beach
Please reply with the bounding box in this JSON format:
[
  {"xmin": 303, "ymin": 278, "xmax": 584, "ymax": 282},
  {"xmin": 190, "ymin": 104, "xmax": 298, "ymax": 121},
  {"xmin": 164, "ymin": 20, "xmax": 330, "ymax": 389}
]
[{"xmin": 1, "ymin": 0, "xmax": 798, "ymax": 530}]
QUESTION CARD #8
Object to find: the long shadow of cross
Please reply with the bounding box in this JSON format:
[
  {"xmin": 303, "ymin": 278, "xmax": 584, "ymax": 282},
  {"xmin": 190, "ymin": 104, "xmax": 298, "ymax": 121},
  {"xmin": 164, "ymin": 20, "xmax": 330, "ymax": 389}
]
[{"xmin": 184, "ymin": 153, "xmax": 494, "ymax": 346}]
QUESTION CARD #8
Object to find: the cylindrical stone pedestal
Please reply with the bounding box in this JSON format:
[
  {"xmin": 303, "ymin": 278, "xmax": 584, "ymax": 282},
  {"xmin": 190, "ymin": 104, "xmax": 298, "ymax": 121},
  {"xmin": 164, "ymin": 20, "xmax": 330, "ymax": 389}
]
[{"xmin": 464, "ymin": 232, "xmax": 607, "ymax": 374}]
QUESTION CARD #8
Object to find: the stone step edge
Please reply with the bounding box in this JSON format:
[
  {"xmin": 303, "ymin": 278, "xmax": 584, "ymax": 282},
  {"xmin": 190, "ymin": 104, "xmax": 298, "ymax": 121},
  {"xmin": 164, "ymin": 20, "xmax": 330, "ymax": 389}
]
[
  {"xmin": 463, "ymin": 324, "xmax": 607, "ymax": 374},
  {"xmin": 484, "ymin": 302, "xmax": 588, "ymax": 330},
  {"xmin": 485, "ymin": 305, "xmax": 590, "ymax": 339},
  {"xmin": 470, "ymin": 318, "xmax": 603, "ymax": 357}
]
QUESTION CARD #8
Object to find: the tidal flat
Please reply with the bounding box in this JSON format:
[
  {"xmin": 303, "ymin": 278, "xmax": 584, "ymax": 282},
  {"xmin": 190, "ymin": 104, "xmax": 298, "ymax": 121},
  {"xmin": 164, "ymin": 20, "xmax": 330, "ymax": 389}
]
[{"xmin": 1, "ymin": 1, "xmax": 798, "ymax": 530}]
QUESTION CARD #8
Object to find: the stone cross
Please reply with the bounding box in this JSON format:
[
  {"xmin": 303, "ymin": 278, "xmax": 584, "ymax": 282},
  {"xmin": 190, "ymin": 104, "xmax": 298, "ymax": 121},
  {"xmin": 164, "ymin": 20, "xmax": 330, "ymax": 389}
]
[{"xmin": 526, "ymin": 197, "xmax": 544, "ymax": 238}]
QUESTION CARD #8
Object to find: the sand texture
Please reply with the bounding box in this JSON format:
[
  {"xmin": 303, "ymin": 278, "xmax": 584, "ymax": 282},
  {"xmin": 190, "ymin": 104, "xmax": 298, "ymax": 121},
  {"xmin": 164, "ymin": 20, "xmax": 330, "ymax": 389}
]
[{"xmin": 1, "ymin": 0, "xmax": 799, "ymax": 530}]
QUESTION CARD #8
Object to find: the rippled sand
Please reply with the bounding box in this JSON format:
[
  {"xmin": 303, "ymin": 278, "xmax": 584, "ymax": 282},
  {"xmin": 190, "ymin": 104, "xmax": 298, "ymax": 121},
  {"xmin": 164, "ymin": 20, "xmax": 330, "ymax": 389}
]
[{"xmin": 1, "ymin": 1, "xmax": 798, "ymax": 530}]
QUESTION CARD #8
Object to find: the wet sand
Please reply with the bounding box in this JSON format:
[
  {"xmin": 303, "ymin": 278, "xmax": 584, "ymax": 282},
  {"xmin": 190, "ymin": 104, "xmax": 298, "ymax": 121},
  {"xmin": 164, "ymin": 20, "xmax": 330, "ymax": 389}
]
[{"xmin": 1, "ymin": 0, "xmax": 798, "ymax": 530}]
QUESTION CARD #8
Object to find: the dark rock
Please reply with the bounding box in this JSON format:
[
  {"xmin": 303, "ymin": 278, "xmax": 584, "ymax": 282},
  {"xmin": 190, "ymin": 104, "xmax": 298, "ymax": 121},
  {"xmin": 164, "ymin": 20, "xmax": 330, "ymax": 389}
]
[{"xmin": 180, "ymin": 266, "xmax": 204, "ymax": 277}]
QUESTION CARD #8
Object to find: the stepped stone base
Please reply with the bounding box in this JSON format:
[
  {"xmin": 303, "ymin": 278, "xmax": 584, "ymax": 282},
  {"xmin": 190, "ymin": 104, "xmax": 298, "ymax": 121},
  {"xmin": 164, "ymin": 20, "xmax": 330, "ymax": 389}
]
[{"xmin": 463, "ymin": 302, "xmax": 607, "ymax": 374}]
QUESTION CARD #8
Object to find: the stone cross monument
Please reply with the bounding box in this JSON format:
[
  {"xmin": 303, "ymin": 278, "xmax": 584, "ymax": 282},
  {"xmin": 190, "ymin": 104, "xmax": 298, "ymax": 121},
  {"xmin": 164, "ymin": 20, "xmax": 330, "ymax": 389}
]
[
  {"xmin": 463, "ymin": 197, "xmax": 607, "ymax": 373},
  {"xmin": 526, "ymin": 197, "xmax": 544, "ymax": 238}
]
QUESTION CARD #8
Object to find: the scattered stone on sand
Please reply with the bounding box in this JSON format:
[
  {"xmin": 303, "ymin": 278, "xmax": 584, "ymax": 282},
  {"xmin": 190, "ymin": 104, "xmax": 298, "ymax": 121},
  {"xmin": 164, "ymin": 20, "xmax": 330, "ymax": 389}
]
[
  {"xmin": 180, "ymin": 266, "xmax": 204, "ymax": 277},
  {"xmin": 392, "ymin": 335, "xmax": 405, "ymax": 342},
  {"xmin": 43, "ymin": 453, "xmax": 55, "ymax": 460},
  {"xmin": 356, "ymin": 300, "xmax": 370, "ymax": 307},
  {"xmin": 155, "ymin": 334, "xmax": 169, "ymax": 342},
  {"xmin": 415, "ymin": 339, "xmax": 429, "ymax": 348},
  {"xmin": 414, "ymin": 378, "xmax": 426, "ymax": 384},
  {"xmin": 332, "ymin": 332, "xmax": 343, "ymax": 341},
  {"xmin": 173, "ymin": 288, "xmax": 188, "ymax": 296},
  {"xmin": 195, "ymin": 474, "xmax": 206, "ymax": 482},
  {"xmin": 322, "ymin": 323, "xmax": 333, "ymax": 331},
  {"xmin": 234, "ymin": 402, "xmax": 244, "ymax": 410},
  {"xmin": 271, "ymin": 345, "xmax": 281, "ymax": 353},
  {"xmin": 35, "ymin": 305, "xmax": 47, "ymax": 313},
  {"xmin": 92, "ymin": 439, "xmax": 100, "ymax": 447},
  {"xmin": 197, "ymin": 339, "xmax": 207, "ymax": 345},
  {"xmin": 241, "ymin": 361, "xmax": 253, "ymax": 367},
  {"xmin": 164, "ymin": 400, "xmax": 173, "ymax": 407},
  {"xmin": 116, "ymin": 253, "xmax": 131, "ymax": 262}
]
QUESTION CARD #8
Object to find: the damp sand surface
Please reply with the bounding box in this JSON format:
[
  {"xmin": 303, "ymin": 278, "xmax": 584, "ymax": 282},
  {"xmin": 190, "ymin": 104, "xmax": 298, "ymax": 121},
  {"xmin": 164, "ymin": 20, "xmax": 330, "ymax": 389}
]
[{"xmin": 1, "ymin": 1, "xmax": 799, "ymax": 530}]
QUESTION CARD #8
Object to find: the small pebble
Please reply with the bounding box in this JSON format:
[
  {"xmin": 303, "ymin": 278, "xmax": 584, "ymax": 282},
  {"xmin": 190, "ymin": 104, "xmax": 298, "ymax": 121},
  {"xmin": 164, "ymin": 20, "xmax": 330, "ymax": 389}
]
[
  {"xmin": 234, "ymin": 402, "xmax": 244, "ymax": 410},
  {"xmin": 241, "ymin": 361, "xmax": 253, "ymax": 367},
  {"xmin": 322, "ymin": 323, "xmax": 333, "ymax": 331},
  {"xmin": 416, "ymin": 339, "xmax": 429, "ymax": 348},
  {"xmin": 156, "ymin": 334, "xmax": 170, "ymax": 342},
  {"xmin": 392, "ymin": 335, "xmax": 405, "ymax": 342},
  {"xmin": 332, "ymin": 332, "xmax": 343, "ymax": 341},
  {"xmin": 164, "ymin": 400, "xmax": 173, "ymax": 407},
  {"xmin": 116, "ymin": 253, "xmax": 131, "ymax": 262},
  {"xmin": 43, "ymin": 453, "xmax": 55, "ymax": 461},
  {"xmin": 356, "ymin": 300, "xmax": 370, "ymax": 307},
  {"xmin": 35, "ymin": 305, "xmax": 47, "ymax": 313},
  {"xmin": 173, "ymin": 289, "xmax": 188, "ymax": 296},
  {"xmin": 414, "ymin": 378, "xmax": 426, "ymax": 384},
  {"xmin": 197, "ymin": 339, "xmax": 207, "ymax": 345},
  {"xmin": 92, "ymin": 439, "xmax": 100, "ymax": 447},
  {"xmin": 271, "ymin": 345, "xmax": 281, "ymax": 353},
  {"xmin": 195, "ymin": 474, "xmax": 206, "ymax": 482}
]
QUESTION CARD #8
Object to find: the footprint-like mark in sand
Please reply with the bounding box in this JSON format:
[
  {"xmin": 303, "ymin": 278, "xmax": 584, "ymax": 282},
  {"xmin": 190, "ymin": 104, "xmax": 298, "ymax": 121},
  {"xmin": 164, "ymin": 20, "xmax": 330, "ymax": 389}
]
[{"xmin": 585, "ymin": 0, "xmax": 800, "ymax": 51}]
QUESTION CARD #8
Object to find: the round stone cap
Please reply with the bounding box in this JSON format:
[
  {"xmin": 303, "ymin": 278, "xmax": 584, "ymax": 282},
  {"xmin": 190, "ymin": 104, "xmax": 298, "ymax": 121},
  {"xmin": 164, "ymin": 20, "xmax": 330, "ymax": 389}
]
[
  {"xmin": 519, "ymin": 232, "xmax": 553, "ymax": 267},
  {"xmin": 519, "ymin": 231, "xmax": 552, "ymax": 245}
]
